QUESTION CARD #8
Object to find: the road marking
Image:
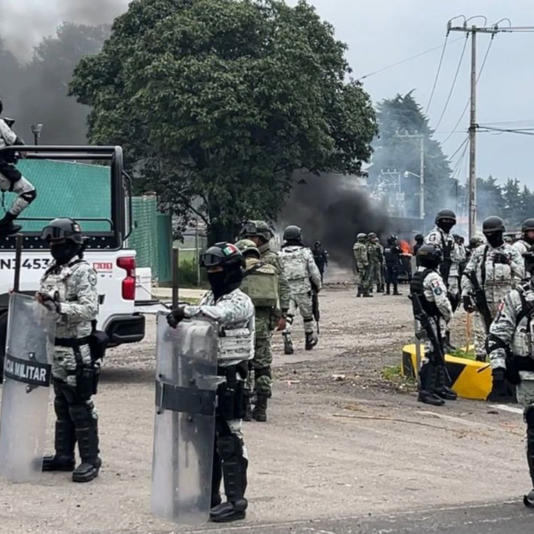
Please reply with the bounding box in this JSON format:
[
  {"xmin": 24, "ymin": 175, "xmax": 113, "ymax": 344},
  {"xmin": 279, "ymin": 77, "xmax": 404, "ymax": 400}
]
[{"xmin": 488, "ymin": 404, "xmax": 524, "ymax": 415}]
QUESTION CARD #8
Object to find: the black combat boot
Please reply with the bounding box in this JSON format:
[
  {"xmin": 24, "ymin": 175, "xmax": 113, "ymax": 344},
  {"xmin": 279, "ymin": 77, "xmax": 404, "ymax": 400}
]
[
  {"xmin": 42, "ymin": 420, "xmax": 76, "ymax": 471},
  {"xmin": 524, "ymin": 423, "xmax": 534, "ymax": 507},
  {"xmin": 377, "ymin": 284, "xmax": 384, "ymax": 293},
  {"xmin": 210, "ymin": 441, "xmax": 248, "ymax": 523},
  {"xmin": 433, "ymin": 365, "xmax": 457, "ymax": 401},
  {"xmin": 0, "ymin": 212, "xmax": 21, "ymax": 237},
  {"xmin": 305, "ymin": 331, "xmax": 318, "ymax": 350},
  {"xmin": 385, "ymin": 284, "xmax": 391, "ymax": 295},
  {"xmin": 283, "ymin": 332, "xmax": 294, "ymax": 354},
  {"xmin": 243, "ymin": 389, "xmax": 253, "ymax": 422},
  {"xmin": 362, "ymin": 290, "xmax": 373, "ymax": 297},
  {"xmin": 357, "ymin": 286, "xmax": 363, "ymax": 297},
  {"xmin": 418, "ymin": 364, "xmax": 445, "ymax": 406},
  {"xmin": 252, "ymin": 394, "xmax": 268, "ymax": 422},
  {"xmin": 393, "ymin": 284, "xmax": 402, "ymax": 296},
  {"xmin": 72, "ymin": 422, "xmax": 101, "ymax": 482}
]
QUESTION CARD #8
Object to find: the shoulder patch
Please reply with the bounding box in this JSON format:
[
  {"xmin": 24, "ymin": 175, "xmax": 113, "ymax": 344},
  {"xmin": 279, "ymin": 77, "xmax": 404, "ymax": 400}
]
[{"xmin": 88, "ymin": 271, "xmax": 97, "ymax": 286}]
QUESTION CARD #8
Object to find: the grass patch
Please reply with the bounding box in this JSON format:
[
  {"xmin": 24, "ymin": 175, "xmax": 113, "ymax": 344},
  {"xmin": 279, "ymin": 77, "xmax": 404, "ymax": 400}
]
[
  {"xmin": 381, "ymin": 364, "xmax": 417, "ymax": 392},
  {"xmin": 450, "ymin": 347, "xmax": 476, "ymax": 360}
]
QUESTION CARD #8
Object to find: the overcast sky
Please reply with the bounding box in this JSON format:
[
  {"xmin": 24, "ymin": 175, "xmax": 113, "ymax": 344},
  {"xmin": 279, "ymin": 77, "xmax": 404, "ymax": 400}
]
[{"xmin": 4, "ymin": 0, "xmax": 534, "ymax": 187}]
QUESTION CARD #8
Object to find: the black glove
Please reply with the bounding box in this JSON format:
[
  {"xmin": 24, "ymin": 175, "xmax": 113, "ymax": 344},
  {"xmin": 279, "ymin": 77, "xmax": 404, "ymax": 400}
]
[
  {"xmin": 37, "ymin": 291, "xmax": 60, "ymax": 313},
  {"xmin": 166, "ymin": 306, "xmax": 186, "ymax": 329},
  {"xmin": 493, "ymin": 252, "xmax": 510, "ymax": 265},
  {"xmin": 462, "ymin": 295, "xmax": 474, "ymax": 313}
]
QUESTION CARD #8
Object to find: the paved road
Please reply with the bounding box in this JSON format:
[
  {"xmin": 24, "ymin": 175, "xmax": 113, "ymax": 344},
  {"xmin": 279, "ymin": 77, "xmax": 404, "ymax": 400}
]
[{"xmin": 173, "ymin": 501, "xmax": 533, "ymax": 534}]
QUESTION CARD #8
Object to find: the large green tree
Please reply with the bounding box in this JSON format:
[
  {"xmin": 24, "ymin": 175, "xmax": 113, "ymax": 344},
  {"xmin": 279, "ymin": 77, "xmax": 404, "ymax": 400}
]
[
  {"xmin": 368, "ymin": 91, "xmax": 456, "ymax": 227},
  {"xmin": 69, "ymin": 0, "xmax": 377, "ymax": 241}
]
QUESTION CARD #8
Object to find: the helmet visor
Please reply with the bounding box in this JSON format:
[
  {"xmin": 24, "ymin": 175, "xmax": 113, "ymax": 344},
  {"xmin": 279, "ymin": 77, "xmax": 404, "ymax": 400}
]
[
  {"xmin": 41, "ymin": 226, "xmax": 67, "ymax": 242},
  {"xmin": 241, "ymin": 222, "xmax": 257, "ymax": 236}
]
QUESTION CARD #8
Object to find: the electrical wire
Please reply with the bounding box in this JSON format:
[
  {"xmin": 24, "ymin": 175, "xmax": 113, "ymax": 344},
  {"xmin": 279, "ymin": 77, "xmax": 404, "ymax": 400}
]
[
  {"xmin": 433, "ymin": 35, "xmax": 469, "ymax": 131},
  {"xmin": 477, "ymin": 126, "xmax": 534, "ymax": 136},
  {"xmin": 425, "ymin": 35, "xmax": 449, "ymax": 114},
  {"xmin": 448, "ymin": 135, "xmax": 469, "ymax": 162},
  {"xmin": 355, "ymin": 37, "xmax": 465, "ymax": 81},
  {"xmin": 440, "ymin": 35, "xmax": 494, "ymax": 145}
]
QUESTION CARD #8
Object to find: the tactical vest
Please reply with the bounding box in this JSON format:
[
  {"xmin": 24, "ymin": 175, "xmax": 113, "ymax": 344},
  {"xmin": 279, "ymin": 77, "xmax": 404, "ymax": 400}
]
[
  {"xmin": 410, "ymin": 268, "xmax": 441, "ymax": 318},
  {"xmin": 281, "ymin": 247, "xmax": 308, "ymax": 281},
  {"xmin": 218, "ymin": 320, "xmax": 255, "ymax": 364},
  {"xmin": 240, "ymin": 262, "xmax": 279, "ymax": 308}
]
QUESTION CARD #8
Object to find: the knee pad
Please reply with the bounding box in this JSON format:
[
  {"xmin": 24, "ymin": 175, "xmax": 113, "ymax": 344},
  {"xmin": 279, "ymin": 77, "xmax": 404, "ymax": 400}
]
[
  {"xmin": 68, "ymin": 403, "xmax": 93, "ymax": 427},
  {"xmin": 525, "ymin": 406, "xmax": 534, "ymax": 428},
  {"xmin": 254, "ymin": 367, "xmax": 271, "ymax": 381},
  {"xmin": 217, "ymin": 434, "xmax": 243, "ymax": 461},
  {"xmin": 303, "ymin": 317, "xmax": 314, "ymax": 324},
  {"xmin": 20, "ymin": 189, "xmax": 36, "ymax": 204}
]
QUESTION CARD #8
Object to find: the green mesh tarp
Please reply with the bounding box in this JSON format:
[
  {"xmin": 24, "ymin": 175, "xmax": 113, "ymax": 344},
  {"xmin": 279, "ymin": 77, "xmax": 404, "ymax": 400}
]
[{"xmin": 12, "ymin": 159, "xmax": 111, "ymax": 232}]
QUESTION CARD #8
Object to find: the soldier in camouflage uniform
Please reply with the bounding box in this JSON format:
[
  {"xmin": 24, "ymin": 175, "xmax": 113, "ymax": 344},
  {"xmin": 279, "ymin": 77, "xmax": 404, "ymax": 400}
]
[
  {"xmin": 487, "ymin": 267, "xmax": 534, "ymax": 507},
  {"xmin": 279, "ymin": 225, "xmax": 321, "ymax": 351},
  {"xmin": 367, "ymin": 232, "xmax": 384, "ymax": 293},
  {"xmin": 235, "ymin": 238, "xmax": 280, "ymax": 422},
  {"xmin": 513, "ymin": 219, "xmax": 534, "ymax": 276},
  {"xmin": 353, "ymin": 233, "xmax": 371, "ymax": 297},
  {"xmin": 239, "ymin": 221, "xmax": 289, "ymax": 417},
  {"xmin": 38, "ymin": 218, "xmax": 101, "ymax": 483},
  {"xmin": 462, "ymin": 216, "xmax": 524, "ymax": 362},
  {"xmin": 410, "ymin": 244, "xmax": 456, "ymax": 406},
  {"xmin": 425, "ymin": 210, "xmax": 462, "ymax": 350},
  {"xmin": 167, "ymin": 242, "xmax": 254, "ymax": 522}
]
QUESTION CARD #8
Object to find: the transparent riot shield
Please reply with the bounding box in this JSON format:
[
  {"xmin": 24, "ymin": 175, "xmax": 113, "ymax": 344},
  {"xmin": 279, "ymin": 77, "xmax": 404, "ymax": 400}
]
[
  {"xmin": 0, "ymin": 292, "xmax": 56, "ymax": 482},
  {"xmin": 151, "ymin": 314, "xmax": 220, "ymax": 524}
]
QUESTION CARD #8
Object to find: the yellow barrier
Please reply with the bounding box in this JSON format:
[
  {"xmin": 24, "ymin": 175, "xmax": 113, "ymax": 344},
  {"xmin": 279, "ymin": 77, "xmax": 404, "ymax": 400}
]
[{"xmin": 401, "ymin": 344, "xmax": 492, "ymax": 400}]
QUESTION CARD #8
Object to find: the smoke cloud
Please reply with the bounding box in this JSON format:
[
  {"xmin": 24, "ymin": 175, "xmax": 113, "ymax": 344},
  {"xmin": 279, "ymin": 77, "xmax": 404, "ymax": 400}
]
[
  {"xmin": 0, "ymin": 0, "xmax": 129, "ymax": 61},
  {"xmin": 279, "ymin": 171, "xmax": 390, "ymax": 268}
]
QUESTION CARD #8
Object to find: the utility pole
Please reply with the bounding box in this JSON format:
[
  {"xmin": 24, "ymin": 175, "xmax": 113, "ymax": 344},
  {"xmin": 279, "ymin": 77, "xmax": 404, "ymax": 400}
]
[
  {"xmin": 444, "ymin": 18, "xmax": 534, "ymax": 237},
  {"xmin": 395, "ymin": 132, "xmax": 425, "ymax": 221}
]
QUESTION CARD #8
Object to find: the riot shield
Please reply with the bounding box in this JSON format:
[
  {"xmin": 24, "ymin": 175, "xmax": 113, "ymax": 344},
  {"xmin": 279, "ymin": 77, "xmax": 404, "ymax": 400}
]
[
  {"xmin": 151, "ymin": 314, "xmax": 220, "ymax": 524},
  {"xmin": 0, "ymin": 292, "xmax": 56, "ymax": 482}
]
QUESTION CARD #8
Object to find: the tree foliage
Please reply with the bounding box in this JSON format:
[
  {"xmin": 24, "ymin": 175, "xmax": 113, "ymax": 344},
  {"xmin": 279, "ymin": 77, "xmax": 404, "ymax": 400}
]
[
  {"xmin": 69, "ymin": 0, "xmax": 377, "ymax": 240},
  {"xmin": 368, "ymin": 91, "xmax": 456, "ymax": 226}
]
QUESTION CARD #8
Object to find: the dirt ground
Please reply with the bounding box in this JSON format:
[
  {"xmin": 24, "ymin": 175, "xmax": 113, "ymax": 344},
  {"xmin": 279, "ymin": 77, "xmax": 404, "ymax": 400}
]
[{"xmin": 0, "ymin": 273, "xmax": 529, "ymax": 533}]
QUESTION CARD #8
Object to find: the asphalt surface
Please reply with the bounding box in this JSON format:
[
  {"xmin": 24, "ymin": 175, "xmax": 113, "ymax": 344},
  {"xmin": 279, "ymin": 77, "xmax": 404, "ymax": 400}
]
[{"xmin": 174, "ymin": 501, "xmax": 534, "ymax": 534}]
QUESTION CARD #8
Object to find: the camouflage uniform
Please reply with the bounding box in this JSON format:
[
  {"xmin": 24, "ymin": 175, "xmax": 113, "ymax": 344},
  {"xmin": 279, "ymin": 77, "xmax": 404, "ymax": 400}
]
[
  {"xmin": 461, "ymin": 243, "xmax": 524, "ymax": 360},
  {"xmin": 182, "ymin": 287, "xmax": 254, "ymax": 514},
  {"xmin": 40, "ymin": 258, "xmax": 100, "ymax": 480},
  {"xmin": 252, "ymin": 241, "xmax": 289, "ymax": 396},
  {"xmin": 353, "ymin": 237, "xmax": 371, "ymax": 296},
  {"xmin": 367, "ymin": 237, "xmax": 384, "ymax": 291},
  {"xmin": 487, "ymin": 282, "xmax": 534, "ymax": 502},
  {"xmin": 424, "ymin": 226, "xmax": 463, "ymax": 304},
  {"xmin": 279, "ymin": 244, "xmax": 322, "ymax": 341}
]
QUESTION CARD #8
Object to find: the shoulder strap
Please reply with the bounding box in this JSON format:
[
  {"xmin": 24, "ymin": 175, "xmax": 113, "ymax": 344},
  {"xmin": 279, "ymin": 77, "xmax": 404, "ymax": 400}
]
[
  {"xmin": 243, "ymin": 262, "xmax": 265, "ymax": 278},
  {"xmin": 516, "ymin": 285, "xmax": 534, "ymax": 325},
  {"xmin": 481, "ymin": 245, "xmax": 488, "ymax": 287}
]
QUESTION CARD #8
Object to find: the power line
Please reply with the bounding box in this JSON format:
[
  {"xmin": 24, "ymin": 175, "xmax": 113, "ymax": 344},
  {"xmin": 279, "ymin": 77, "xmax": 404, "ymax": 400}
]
[
  {"xmin": 355, "ymin": 37, "xmax": 465, "ymax": 81},
  {"xmin": 448, "ymin": 135, "xmax": 469, "ymax": 162},
  {"xmin": 425, "ymin": 35, "xmax": 449, "ymax": 114},
  {"xmin": 440, "ymin": 36, "xmax": 494, "ymax": 145},
  {"xmin": 433, "ymin": 35, "xmax": 469, "ymax": 131},
  {"xmin": 477, "ymin": 126, "xmax": 534, "ymax": 136}
]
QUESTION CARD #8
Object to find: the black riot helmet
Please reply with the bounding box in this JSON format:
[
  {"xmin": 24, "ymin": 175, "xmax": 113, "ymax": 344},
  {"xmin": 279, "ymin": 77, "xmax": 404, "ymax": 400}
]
[
  {"xmin": 387, "ymin": 234, "xmax": 398, "ymax": 245},
  {"xmin": 416, "ymin": 243, "xmax": 442, "ymax": 269},
  {"xmin": 414, "ymin": 233, "xmax": 424, "ymax": 243},
  {"xmin": 41, "ymin": 218, "xmax": 85, "ymax": 265},
  {"xmin": 482, "ymin": 216, "xmax": 505, "ymax": 248},
  {"xmin": 200, "ymin": 242, "xmax": 244, "ymax": 298},
  {"xmin": 283, "ymin": 225, "xmax": 303, "ymax": 243},
  {"xmin": 435, "ymin": 209, "xmax": 456, "ymax": 233}
]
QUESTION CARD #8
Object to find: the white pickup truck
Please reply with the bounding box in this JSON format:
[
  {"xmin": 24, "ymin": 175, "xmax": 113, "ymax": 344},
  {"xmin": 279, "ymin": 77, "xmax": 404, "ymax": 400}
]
[{"xmin": 0, "ymin": 145, "xmax": 145, "ymax": 365}]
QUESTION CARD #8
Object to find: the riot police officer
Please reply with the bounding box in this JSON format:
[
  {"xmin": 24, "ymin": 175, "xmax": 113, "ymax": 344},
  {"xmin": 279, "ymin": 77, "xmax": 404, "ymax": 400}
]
[
  {"xmin": 410, "ymin": 244, "xmax": 456, "ymax": 406},
  {"xmin": 38, "ymin": 218, "xmax": 102, "ymax": 482},
  {"xmin": 167, "ymin": 243, "xmax": 254, "ymax": 522},
  {"xmin": 461, "ymin": 216, "xmax": 524, "ymax": 361},
  {"xmin": 0, "ymin": 99, "xmax": 37, "ymax": 236},
  {"xmin": 279, "ymin": 225, "xmax": 322, "ymax": 351}
]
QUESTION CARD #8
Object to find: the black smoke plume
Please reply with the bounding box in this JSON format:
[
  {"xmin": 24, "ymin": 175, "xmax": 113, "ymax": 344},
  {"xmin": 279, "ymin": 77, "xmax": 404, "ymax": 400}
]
[{"xmin": 279, "ymin": 171, "xmax": 390, "ymax": 268}]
